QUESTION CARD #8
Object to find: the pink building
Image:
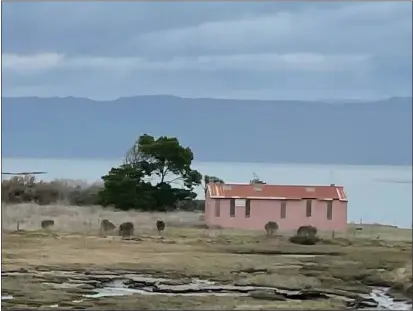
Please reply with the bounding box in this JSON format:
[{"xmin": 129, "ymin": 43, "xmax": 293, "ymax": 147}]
[{"xmin": 204, "ymin": 183, "xmax": 348, "ymax": 232}]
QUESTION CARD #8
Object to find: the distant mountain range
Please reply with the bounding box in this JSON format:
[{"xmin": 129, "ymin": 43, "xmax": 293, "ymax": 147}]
[{"xmin": 2, "ymin": 96, "xmax": 412, "ymax": 165}]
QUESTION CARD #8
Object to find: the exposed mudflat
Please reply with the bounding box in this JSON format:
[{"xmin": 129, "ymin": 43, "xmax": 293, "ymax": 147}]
[{"xmin": 2, "ymin": 269, "xmax": 411, "ymax": 310}]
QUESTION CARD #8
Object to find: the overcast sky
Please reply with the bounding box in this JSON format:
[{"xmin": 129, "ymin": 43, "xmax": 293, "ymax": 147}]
[{"xmin": 3, "ymin": 2, "xmax": 412, "ymax": 100}]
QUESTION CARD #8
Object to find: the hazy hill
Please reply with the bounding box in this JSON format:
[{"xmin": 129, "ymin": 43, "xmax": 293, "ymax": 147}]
[{"xmin": 2, "ymin": 96, "xmax": 412, "ymax": 165}]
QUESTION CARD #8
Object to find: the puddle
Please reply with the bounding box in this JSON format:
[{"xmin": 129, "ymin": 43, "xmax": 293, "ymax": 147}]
[
  {"xmin": 82, "ymin": 279, "xmax": 413, "ymax": 310},
  {"xmin": 1, "ymin": 295, "xmax": 14, "ymax": 300},
  {"xmin": 278, "ymin": 254, "xmax": 318, "ymax": 258},
  {"xmin": 368, "ymin": 288, "xmax": 412, "ymax": 310},
  {"xmin": 2, "ymin": 269, "xmax": 411, "ymax": 310},
  {"xmin": 85, "ymin": 286, "xmax": 248, "ymax": 298},
  {"xmin": 83, "ymin": 278, "xmax": 265, "ymax": 298}
]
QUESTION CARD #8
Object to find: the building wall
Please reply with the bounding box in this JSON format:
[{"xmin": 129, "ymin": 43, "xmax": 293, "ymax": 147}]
[{"xmin": 205, "ymin": 197, "xmax": 347, "ymax": 232}]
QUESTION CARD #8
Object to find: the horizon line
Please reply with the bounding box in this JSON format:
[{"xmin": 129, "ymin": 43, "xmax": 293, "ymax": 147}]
[
  {"xmin": 3, "ymin": 157, "xmax": 412, "ymax": 168},
  {"xmin": 2, "ymin": 94, "xmax": 411, "ymax": 103}
]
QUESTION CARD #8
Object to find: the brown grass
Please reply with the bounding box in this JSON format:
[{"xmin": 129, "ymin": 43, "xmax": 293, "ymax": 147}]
[
  {"xmin": 2, "ymin": 203, "xmax": 204, "ymax": 233},
  {"xmin": 2, "ymin": 203, "xmax": 412, "ymax": 310}
]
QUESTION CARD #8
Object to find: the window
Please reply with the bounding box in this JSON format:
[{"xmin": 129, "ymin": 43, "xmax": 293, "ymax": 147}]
[
  {"xmin": 327, "ymin": 201, "xmax": 333, "ymax": 220},
  {"xmin": 230, "ymin": 199, "xmax": 235, "ymax": 217},
  {"xmin": 215, "ymin": 199, "xmax": 220, "ymax": 217},
  {"xmin": 281, "ymin": 201, "xmax": 287, "ymax": 219},
  {"xmin": 245, "ymin": 199, "xmax": 251, "ymax": 217},
  {"xmin": 235, "ymin": 199, "xmax": 246, "ymax": 207},
  {"xmin": 306, "ymin": 200, "xmax": 312, "ymax": 217}
]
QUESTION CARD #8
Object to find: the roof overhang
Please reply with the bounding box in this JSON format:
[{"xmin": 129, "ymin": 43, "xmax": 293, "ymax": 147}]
[{"xmin": 209, "ymin": 195, "xmax": 347, "ymax": 202}]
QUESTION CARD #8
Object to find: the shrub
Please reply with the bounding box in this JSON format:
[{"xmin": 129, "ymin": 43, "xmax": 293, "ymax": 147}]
[
  {"xmin": 118, "ymin": 222, "xmax": 134, "ymax": 238},
  {"xmin": 100, "ymin": 219, "xmax": 116, "ymax": 232},
  {"xmin": 68, "ymin": 185, "xmax": 101, "ymax": 206},
  {"xmin": 297, "ymin": 225, "xmax": 318, "ymax": 237},
  {"xmin": 1, "ymin": 175, "xmax": 205, "ymax": 211},
  {"xmin": 289, "ymin": 225, "xmax": 320, "ymax": 245},
  {"xmin": 41, "ymin": 219, "xmax": 55, "ymax": 229},
  {"xmin": 156, "ymin": 220, "xmax": 166, "ymax": 233},
  {"xmin": 289, "ymin": 234, "xmax": 320, "ymax": 245},
  {"xmin": 264, "ymin": 221, "xmax": 279, "ymax": 236}
]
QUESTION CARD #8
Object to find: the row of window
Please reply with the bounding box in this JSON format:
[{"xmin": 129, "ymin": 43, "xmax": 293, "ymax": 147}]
[{"xmin": 214, "ymin": 199, "xmax": 333, "ymax": 220}]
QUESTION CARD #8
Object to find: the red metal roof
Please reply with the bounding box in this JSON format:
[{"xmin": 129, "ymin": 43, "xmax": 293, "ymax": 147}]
[{"xmin": 207, "ymin": 183, "xmax": 347, "ymax": 201}]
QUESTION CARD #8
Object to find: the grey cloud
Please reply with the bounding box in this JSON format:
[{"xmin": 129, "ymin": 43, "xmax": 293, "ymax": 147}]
[
  {"xmin": 134, "ymin": 2, "xmax": 410, "ymax": 58},
  {"xmin": 2, "ymin": 52, "xmax": 371, "ymax": 73},
  {"xmin": 2, "ymin": 2, "xmax": 411, "ymax": 100}
]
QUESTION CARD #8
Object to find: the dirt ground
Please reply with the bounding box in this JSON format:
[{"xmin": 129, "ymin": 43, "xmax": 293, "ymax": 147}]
[{"xmin": 2, "ymin": 220, "xmax": 412, "ymax": 310}]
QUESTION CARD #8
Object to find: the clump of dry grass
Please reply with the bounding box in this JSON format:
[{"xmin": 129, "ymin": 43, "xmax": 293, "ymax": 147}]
[
  {"xmin": 100, "ymin": 219, "xmax": 116, "ymax": 232},
  {"xmin": 2, "ymin": 203, "xmax": 204, "ymax": 234}
]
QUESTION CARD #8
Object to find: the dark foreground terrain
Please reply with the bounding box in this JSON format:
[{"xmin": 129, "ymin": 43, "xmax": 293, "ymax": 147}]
[{"xmin": 2, "ymin": 220, "xmax": 412, "ymax": 310}]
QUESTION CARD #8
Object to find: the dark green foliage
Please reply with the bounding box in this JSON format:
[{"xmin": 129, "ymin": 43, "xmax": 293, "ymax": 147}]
[
  {"xmin": 125, "ymin": 134, "xmax": 202, "ymax": 186},
  {"xmin": 99, "ymin": 164, "xmax": 156, "ymax": 211},
  {"xmin": 264, "ymin": 221, "xmax": 279, "ymax": 236},
  {"xmin": 99, "ymin": 134, "xmax": 203, "ymax": 211},
  {"xmin": 202, "ymin": 175, "xmax": 224, "ymax": 195},
  {"xmin": 289, "ymin": 225, "xmax": 320, "ymax": 245},
  {"xmin": 2, "ymin": 134, "xmax": 215, "ymax": 213}
]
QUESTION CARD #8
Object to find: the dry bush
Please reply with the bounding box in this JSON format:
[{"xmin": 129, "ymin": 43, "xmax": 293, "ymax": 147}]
[
  {"xmin": 1, "ymin": 203, "xmax": 204, "ymax": 234},
  {"xmin": 119, "ymin": 222, "xmax": 134, "ymax": 238},
  {"xmin": 290, "ymin": 226, "xmax": 320, "ymax": 245},
  {"xmin": 156, "ymin": 220, "xmax": 166, "ymax": 234},
  {"xmin": 1, "ymin": 177, "xmax": 100, "ymax": 205},
  {"xmin": 264, "ymin": 221, "xmax": 279, "ymax": 236},
  {"xmin": 2, "ymin": 177, "xmax": 205, "ymax": 212},
  {"xmin": 100, "ymin": 219, "xmax": 116, "ymax": 232},
  {"xmin": 41, "ymin": 219, "xmax": 55, "ymax": 229},
  {"xmin": 297, "ymin": 225, "xmax": 318, "ymax": 237}
]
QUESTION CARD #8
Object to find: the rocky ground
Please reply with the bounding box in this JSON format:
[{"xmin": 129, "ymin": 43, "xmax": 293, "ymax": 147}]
[{"xmin": 2, "ymin": 227, "xmax": 412, "ymax": 310}]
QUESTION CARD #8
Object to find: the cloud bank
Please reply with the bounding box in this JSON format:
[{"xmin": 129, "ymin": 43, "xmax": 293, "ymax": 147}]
[{"xmin": 3, "ymin": 2, "xmax": 412, "ymax": 100}]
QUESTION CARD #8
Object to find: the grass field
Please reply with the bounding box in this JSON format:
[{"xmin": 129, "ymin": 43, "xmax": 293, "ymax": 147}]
[{"xmin": 2, "ymin": 203, "xmax": 412, "ymax": 310}]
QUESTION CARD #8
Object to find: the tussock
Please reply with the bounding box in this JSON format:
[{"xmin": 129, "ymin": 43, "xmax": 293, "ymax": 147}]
[{"xmin": 2, "ymin": 203, "xmax": 203, "ymax": 234}]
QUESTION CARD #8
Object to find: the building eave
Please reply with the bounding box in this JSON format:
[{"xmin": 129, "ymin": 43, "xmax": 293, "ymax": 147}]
[{"xmin": 209, "ymin": 195, "xmax": 348, "ymax": 202}]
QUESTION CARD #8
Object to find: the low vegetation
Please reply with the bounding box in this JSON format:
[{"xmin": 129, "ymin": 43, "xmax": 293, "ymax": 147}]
[
  {"xmin": 100, "ymin": 219, "xmax": 116, "ymax": 232},
  {"xmin": 2, "ymin": 134, "xmax": 224, "ymax": 213},
  {"xmin": 156, "ymin": 220, "xmax": 166, "ymax": 234},
  {"xmin": 118, "ymin": 222, "xmax": 135, "ymax": 239},
  {"xmin": 2, "ymin": 133, "xmax": 411, "ymax": 309},
  {"xmin": 290, "ymin": 225, "xmax": 321, "ymax": 245},
  {"xmin": 40, "ymin": 219, "xmax": 54, "ymax": 230},
  {"xmin": 1, "ymin": 175, "xmax": 206, "ymax": 211},
  {"xmin": 265, "ymin": 221, "xmax": 279, "ymax": 236},
  {"xmin": 2, "ymin": 207, "xmax": 412, "ymax": 310}
]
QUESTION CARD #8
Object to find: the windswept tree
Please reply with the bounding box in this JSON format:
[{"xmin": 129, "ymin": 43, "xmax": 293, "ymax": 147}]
[{"xmin": 100, "ymin": 134, "xmax": 202, "ymax": 211}]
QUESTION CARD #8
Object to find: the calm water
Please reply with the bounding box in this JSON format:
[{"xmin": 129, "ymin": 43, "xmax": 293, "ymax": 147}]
[{"xmin": 2, "ymin": 158, "xmax": 412, "ymax": 228}]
